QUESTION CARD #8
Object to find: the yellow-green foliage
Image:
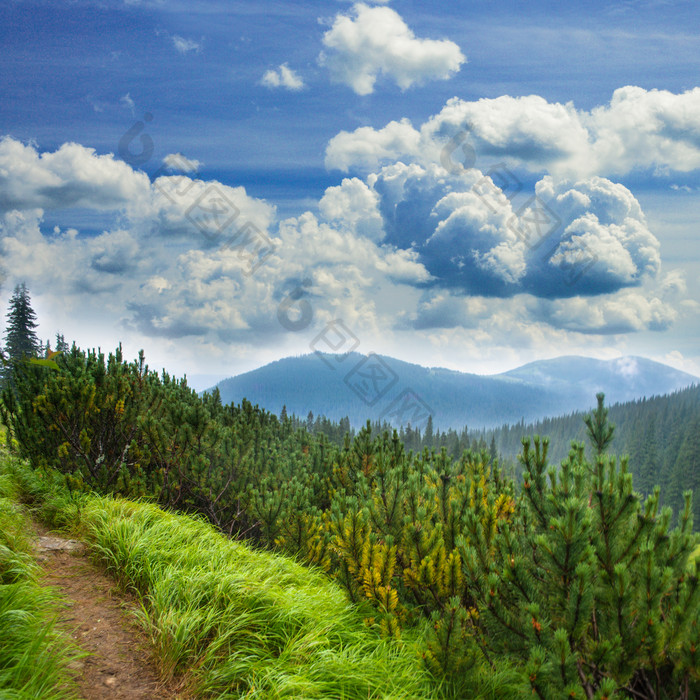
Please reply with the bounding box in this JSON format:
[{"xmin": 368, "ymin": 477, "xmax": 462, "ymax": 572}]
[{"xmin": 326, "ymin": 447, "xmax": 514, "ymax": 684}]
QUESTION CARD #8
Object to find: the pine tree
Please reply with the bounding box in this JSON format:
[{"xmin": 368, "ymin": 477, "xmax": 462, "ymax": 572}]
[
  {"xmin": 424, "ymin": 414, "xmax": 434, "ymax": 446},
  {"xmin": 584, "ymin": 392, "xmax": 615, "ymax": 457},
  {"xmin": 3, "ymin": 284, "xmax": 41, "ymax": 360},
  {"xmin": 460, "ymin": 421, "xmax": 700, "ymax": 697},
  {"xmin": 668, "ymin": 414, "xmax": 700, "ymax": 526},
  {"xmin": 2, "ymin": 283, "xmax": 41, "ymax": 387},
  {"xmin": 54, "ymin": 332, "xmax": 69, "ymax": 353},
  {"xmin": 489, "ymin": 435, "xmax": 498, "ymax": 464}
]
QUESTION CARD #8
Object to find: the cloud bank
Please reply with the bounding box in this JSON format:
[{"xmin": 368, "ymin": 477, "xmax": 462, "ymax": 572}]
[
  {"xmin": 0, "ymin": 78, "xmax": 696, "ymax": 375},
  {"xmin": 326, "ymin": 86, "xmax": 700, "ymax": 178}
]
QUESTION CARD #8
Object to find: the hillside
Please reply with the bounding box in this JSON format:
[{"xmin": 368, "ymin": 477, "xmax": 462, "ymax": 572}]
[
  {"xmin": 211, "ymin": 353, "xmax": 698, "ymax": 429},
  {"xmin": 479, "ymin": 384, "xmax": 700, "ymax": 519},
  {"xmin": 4, "ymin": 342, "xmax": 700, "ymax": 698}
]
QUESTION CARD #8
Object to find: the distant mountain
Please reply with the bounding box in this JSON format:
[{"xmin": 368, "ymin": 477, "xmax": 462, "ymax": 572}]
[
  {"xmin": 210, "ymin": 353, "xmax": 698, "ymax": 430},
  {"xmin": 500, "ymin": 356, "xmax": 694, "ymax": 401}
]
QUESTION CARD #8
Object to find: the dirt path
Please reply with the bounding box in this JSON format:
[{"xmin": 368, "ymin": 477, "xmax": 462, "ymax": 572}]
[{"xmin": 33, "ymin": 524, "xmax": 187, "ymax": 700}]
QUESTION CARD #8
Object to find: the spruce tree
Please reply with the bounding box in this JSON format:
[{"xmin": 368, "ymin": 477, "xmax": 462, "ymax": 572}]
[
  {"xmin": 3, "ymin": 284, "xmax": 40, "ymax": 359},
  {"xmin": 2, "ymin": 283, "xmax": 41, "ymax": 386},
  {"xmin": 489, "ymin": 435, "xmax": 498, "ymax": 464},
  {"xmin": 424, "ymin": 414, "xmax": 434, "ymax": 446},
  {"xmin": 54, "ymin": 332, "xmax": 69, "ymax": 353}
]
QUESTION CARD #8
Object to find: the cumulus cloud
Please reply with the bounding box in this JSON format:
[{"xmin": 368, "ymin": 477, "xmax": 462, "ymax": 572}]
[
  {"xmin": 261, "ymin": 63, "xmax": 305, "ymax": 91},
  {"xmin": 127, "ymin": 210, "xmax": 430, "ymax": 342},
  {"xmin": 0, "ymin": 137, "xmax": 430, "ymax": 355},
  {"xmin": 151, "ymin": 176, "xmax": 276, "ymax": 247},
  {"xmin": 539, "ymin": 290, "xmax": 678, "ymax": 334},
  {"xmin": 320, "ymin": 3, "xmax": 465, "ymax": 95},
  {"xmin": 162, "ymin": 153, "xmax": 201, "ymax": 172},
  {"xmin": 522, "ymin": 177, "xmax": 661, "ymax": 298},
  {"xmin": 88, "ymin": 229, "xmax": 140, "ymax": 274},
  {"xmin": 410, "ymin": 291, "xmax": 491, "ymax": 330},
  {"xmin": 408, "ymin": 284, "xmax": 682, "ymax": 337},
  {"xmin": 404, "ymin": 293, "xmax": 599, "ymax": 362},
  {"xmin": 370, "ymin": 162, "xmax": 529, "ymax": 295},
  {"xmin": 350, "ymin": 159, "xmax": 660, "ymax": 299},
  {"xmin": 0, "ymin": 209, "xmax": 145, "ymax": 296},
  {"xmin": 0, "ymin": 137, "xmax": 151, "ymax": 213},
  {"xmin": 326, "ymin": 87, "xmax": 700, "ymax": 178},
  {"xmin": 314, "ymin": 87, "xmax": 699, "ymax": 340},
  {"xmin": 325, "ymin": 119, "xmax": 421, "ymax": 172},
  {"xmin": 318, "ymin": 177, "xmax": 384, "ymax": 241},
  {"xmin": 588, "ymin": 86, "xmax": 700, "ymax": 175}
]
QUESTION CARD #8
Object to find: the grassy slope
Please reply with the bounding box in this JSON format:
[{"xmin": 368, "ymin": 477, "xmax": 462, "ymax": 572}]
[
  {"xmin": 0, "ymin": 459, "xmax": 80, "ymax": 699},
  {"xmin": 6, "ymin": 457, "xmax": 442, "ymax": 700}
]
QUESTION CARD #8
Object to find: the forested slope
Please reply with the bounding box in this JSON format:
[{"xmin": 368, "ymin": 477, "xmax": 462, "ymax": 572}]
[
  {"xmin": 480, "ymin": 385, "xmax": 700, "ymax": 520},
  {"xmin": 2, "ymin": 344, "xmax": 699, "ymax": 698}
]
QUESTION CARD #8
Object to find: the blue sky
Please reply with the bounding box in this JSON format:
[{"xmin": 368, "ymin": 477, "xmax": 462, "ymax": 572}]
[{"xmin": 1, "ymin": 0, "xmax": 699, "ymax": 388}]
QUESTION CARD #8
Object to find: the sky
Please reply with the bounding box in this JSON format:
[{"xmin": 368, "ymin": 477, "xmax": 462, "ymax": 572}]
[{"xmin": 1, "ymin": 0, "xmax": 699, "ymax": 390}]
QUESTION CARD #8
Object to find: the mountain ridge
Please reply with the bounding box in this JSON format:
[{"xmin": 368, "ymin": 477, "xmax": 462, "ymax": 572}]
[{"xmin": 210, "ymin": 353, "xmax": 698, "ymax": 430}]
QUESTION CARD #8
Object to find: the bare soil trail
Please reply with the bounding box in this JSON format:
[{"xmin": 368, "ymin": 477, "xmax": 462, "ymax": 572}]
[{"xmin": 32, "ymin": 523, "xmax": 188, "ymax": 700}]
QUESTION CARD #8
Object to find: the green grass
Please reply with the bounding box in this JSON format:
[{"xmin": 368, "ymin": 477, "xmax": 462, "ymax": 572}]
[
  {"xmin": 0, "ymin": 461, "xmax": 81, "ymax": 700},
  {"xmin": 5, "ymin": 459, "xmax": 442, "ymax": 699},
  {"xmin": 84, "ymin": 499, "xmax": 440, "ymax": 698}
]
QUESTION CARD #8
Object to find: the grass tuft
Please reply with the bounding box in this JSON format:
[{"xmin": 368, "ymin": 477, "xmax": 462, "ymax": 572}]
[
  {"xmin": 79, "ymin": 498, "xmax": 437, "ymax": 698},
  {"xmin": 0, "ymin": 455, "xmax": 81, "ymax": 699}
]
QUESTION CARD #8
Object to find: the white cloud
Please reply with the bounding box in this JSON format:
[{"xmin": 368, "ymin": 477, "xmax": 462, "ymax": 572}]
[
  {"xmin": 172, "ymin": 35, "xmax": 201, "ymax": 54},
  {"xmin": 326, "ymin": 87, "xmax": 700, "ymax": 178},
  {"xmin": 346, "ymin": 159, "xmax": 661, "ymax": 299},
  {"xmin": 325, "ymin": 119, "xmax": 421, "ymax": 172},
  {"xmin": 410, "ymin": 291, "xmax": 491, "ymax": 330},
  {"xmin": 151, "ymin": 176, "xmax": 276, "ymax": 244},
  {"xmin": 260, "ymin": 63, "xmax": 305, "ymax": 91},
  {"xmin": 0, "ymin": 137, "xmax": 151, "ymax": 213},
  {"xmin": 530, "ymin": 176, "xmax": 661, "ymax": 295},
  {"xmin": 319, "ymin": 177, "xmax": 384, "ymax": 241},
  {"xmin": 320, "ymin": 3, "xmax": 465, "ymax": 95},
  {"xmin": 541, "ymin": 290, "xmax": 678, "ymax": 334},
  {"xmin": 0, "ymin": 137, "xmax": 430, "ymax": 361},
  {"xmin": 587, "ymin": 86, "xmax": 700, "ymax": 176},
  {"xmin": 127, "ymin": 210, "xmax": 430, "ymax": 343},
  {"xmin": 88, "ymin": 228, "xmax": 141, "ymax": 274},
  {"xmin": 0, "ymin": 210, "xmax": 146, "ymax": 296},
  {"xmin": 162, "ymin": 153, "xmax": 201, "ymax": 172}
]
